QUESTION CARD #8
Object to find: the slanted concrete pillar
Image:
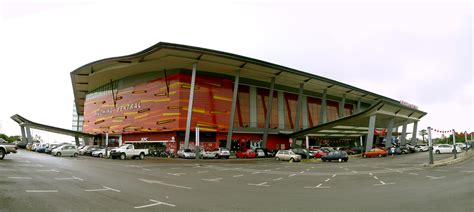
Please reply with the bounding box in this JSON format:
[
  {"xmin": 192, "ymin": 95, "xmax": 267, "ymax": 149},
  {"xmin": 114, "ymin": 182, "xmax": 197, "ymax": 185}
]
[
  {"xmin": 278, "ymin": 91, "xmax": 285, "ymax": 129},
  {"xmin": 20, "ymin": 125, "xmax": 27, "ymax": 144},
  {"xmin": 262, "ymin": 77, "xmax": 276, "ymax": 149},
  {"xmin": 365, "ymin": 114, "xmax": 377, "ymax": 152},
  {"xmin": 226, "ymin": 69, "xmax": 240, "ymax": 150},
  {"xmin": 400, "ymin": 121, "xmax": 408, "ymax": 145},
  {"xmin": 339, "ymin": 94, "xmax": 346, "ymax": 118},
  {"xmin": 249, "ymin": 86, "xmax": 257, "ymax": 128},
  {"xmin": 385, "ymin": 119, "xmax": 394, "ymax": 149},
  {"xmin": 301, "ymin": 96, "xmax": 308, "ymax": 129},
  {"xmin": 356, "ymin": 97, "xmax": 362, "ymax": 113},
  {"xmin": 184, "ymin": 63, "xmax": 197, "ymax": 149},
  {"xmin": 319, "ymin": 89, "xmax": 328, "ymax": 124},
  {"xmin": 411, "ymin": 121, "xmax": 418, "ymax": 146},
  {"xmin": 25, "ymin": 127, "xmax": 33, "ymax": 144},
  {"xmin": 294, "ymin": 83, "xmax": 304, "ymax": 131}
]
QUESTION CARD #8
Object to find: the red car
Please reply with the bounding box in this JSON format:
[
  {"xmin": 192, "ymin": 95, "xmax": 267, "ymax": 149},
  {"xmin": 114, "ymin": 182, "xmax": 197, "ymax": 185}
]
[
  {"xmin": 236, "ymin": 149, "xmax": 256, "ymax": 158},
  {"xmin": 314, "ymin": 150, "xmax": 329, "ymax": 158},
  {"xmin": 362, "ymin": 148, "xmax": 387, "ymax": 158}
]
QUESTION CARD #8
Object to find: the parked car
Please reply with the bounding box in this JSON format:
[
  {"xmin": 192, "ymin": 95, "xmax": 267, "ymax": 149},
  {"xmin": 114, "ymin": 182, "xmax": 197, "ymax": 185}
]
[
  {"xmin": 177, "ymin": 149, "xmax": 196, "ymax": 159},
  {"xmin": 291, "ymin": 148, "xmax": 310, "ymax": 159},
  {"xmin": 213, "ymin": 147, "xmax": 231, "ymax": 159},
  {"xmin": 255, "ymin": 148, "xmax": 266, "ymax": 158},
  {"xmin": 415, "ymin": 145, "xmax": 429, "ymax": 152},
  {"xmin": 84, "ymin": 146, "xmax": 101, "ymax": 156},
  {"xmin": 433, "ymin": 144, "xmax": 462, "ymax": 154},
  {"xmin": 0, "ymin": 138, "xmax": 17, "ymax": 160},
  {"xmin": 236, "ymin": 149, "xmax": 256, "ymax": 158},
  {"xmin": 362, "ymin": 148, "xmax": 387, "ymax": 158},
  {"xmin": 200, "ymin": 149, "xmax": 218, "ymax": 159},
  {"xmin": 274, "ymin": 150, "xmax": 301, "ymax": 162},
  {"xmin": 36, "ymin": 143, "xmax": 49, "ymax": 153},
  {"xmin": 79, "ymin": 145, "xmax": 93, "ymax": 155},
  {"xmin": 52, "ymin": 145, "xmax": 78, "ymax": 157},
  {"xmin": 455, "ymin": 143, "xmax": 468, "ymax": 150},
  {"xmin": 321, "ymin": 150, "xmax": 348, "ymax": 162},
  {"xmin": 351, "ymin": 146, "xmax": 364, "ymax": 154},
  {"xmin": 314, "ymin": 149, "xmax": 329, "ymax": 158},
  {"xmin": 92, "ymin": 147, "xmax": 116, "ymax": 158},
  {"xmin": 110, "ymin": 144, "xmax": 149, "ymax": 160}
]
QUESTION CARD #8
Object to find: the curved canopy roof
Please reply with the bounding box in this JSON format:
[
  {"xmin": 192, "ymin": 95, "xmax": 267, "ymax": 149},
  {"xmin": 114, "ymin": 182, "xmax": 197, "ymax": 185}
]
[{"xmin": 71, "ymin": 42, "xmax": 421, "ymax": 116}]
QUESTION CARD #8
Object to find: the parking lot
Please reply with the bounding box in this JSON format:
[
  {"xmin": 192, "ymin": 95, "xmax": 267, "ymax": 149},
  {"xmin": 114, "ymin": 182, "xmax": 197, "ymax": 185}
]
[{"xmin": 1, "ymin": 150, "xmax": 473, "ymax": 212}]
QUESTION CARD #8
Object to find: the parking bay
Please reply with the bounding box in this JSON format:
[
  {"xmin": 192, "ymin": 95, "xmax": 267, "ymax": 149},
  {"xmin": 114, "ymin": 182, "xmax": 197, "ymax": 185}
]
[{"xmin": 0, "ymin": 150, "xmax": 472, "ymax": 212}]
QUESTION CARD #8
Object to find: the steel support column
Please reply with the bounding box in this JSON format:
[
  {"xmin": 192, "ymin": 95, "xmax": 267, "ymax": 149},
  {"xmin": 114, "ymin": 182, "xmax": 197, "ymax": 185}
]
[
  {"xmin": 278, "ymin": 91, "xmax": 285, "ymax": 129},
  {"xmin": 400, "ymin": 121, "xmax": 408, "ymax": 145},
  {"xmin": 319, "ymin": 89, "xmax": 328, "ymax": 124},
  {"xmin": 385, "ymin": 119, "xmax": 394, "ymax": 149},
  {"xmin": 411, "ymin": 121, "xmax": 418, "ymax": 146},
  {"xmin": 294, "ymin": 83, "xmax": 304, "ymax": 131},
  {"xmin": 74, "ymin": 136, "xmax": 80, "ymax": 146},
  {"xmin": 301, "ymin": 96, "xmax": 308, "ymax": 129},
  {"xmin": 226, "ymin": 69, "xmax": 240, "ymax": 149},
  {"xmin": 184, "ymin": 63, "xmax": 197, "ymax": 149},
  {"xmin": 262, "ymin": 77, "xmax": 276, "ymax": 149},
  {"xmin": 249, "ymin": 87, "xmax": 257, "ymax": 128},
  {"xmin": 356, "ymin": 97, "xmax": 362, "ymax": 113},
  {"xmin": 365, "ymin": 114, "xmax": 377, "ymax": 152}
]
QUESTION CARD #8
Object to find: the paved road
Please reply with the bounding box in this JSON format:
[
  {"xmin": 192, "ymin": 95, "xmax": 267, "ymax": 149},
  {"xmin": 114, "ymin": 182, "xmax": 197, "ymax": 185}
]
[{"xmin": 0, "ymin": 150, "xmax": 472, "ymax": 212}]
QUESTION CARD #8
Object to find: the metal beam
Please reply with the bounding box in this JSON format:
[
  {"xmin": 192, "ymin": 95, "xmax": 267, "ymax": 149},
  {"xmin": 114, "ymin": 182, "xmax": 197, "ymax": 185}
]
[
  {"xmin": 262, "ymin": 77, "xmax": 276, "ymax": 149},
  {"xmin": 226, "ymin": 69, "xmax": 240, "ymax": 150},
  {"xmin": 184, "ymin": 63, "xmax": 197, "ymax": 149}
]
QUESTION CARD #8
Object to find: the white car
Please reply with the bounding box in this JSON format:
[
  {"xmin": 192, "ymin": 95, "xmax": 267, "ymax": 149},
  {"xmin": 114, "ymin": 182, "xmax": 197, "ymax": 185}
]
[
  {"xmin": 274, "ymin": 150, "xmax": 302, "ymax": 162},
  {"xmin": 52, "ymin": 145, "xmax": 78, "ymax": 157},
  {"xmin": 92, "ymin": 147, "xmax": 116, "ymax": 158},
  {"xmin": 200, "ymin": 149, "xmax": 217, "ymax": 159},
  {"xmin": 415, "ymin": 145, "xmax": 429, "ymax": 152},
  {"xmin": 433, "ymin": 144, "xmax": 462, "ymax": 154},
  {"xmin": 177, "ymin": 149, "xmax": 196, "ymax": 159}
]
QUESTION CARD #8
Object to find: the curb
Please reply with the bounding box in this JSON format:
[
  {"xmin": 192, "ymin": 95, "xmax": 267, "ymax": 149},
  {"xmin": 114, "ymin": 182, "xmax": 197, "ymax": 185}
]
[{"xmin": 423, "ymin": 150, "xmax": 474, "ymax": 167}]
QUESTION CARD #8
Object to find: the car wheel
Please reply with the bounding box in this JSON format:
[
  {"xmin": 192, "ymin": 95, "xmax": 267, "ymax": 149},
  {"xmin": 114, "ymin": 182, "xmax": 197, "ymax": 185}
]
[
  {"xmin": 338, "ymin": 158, "xmax": 342, "ymax": 163},
  {"xmin": 377, "ymin": 154, "xmax": 382, "ymax": 157},
  {"xmin": 289, "ymin": 158, "xmax": 294, "ymax": 163},
  {"xmin": 362, "ymin": 154, "xmax": 367, "ymax": 158},
  {"xmin": 0, "ymin": 149, "xmax": 5, "ymax": 160},
  {"xmin": 98, "ymin": 153, "xmax": 103, "ymax": 158},
  {"xmin": 321, "ymin": 158, "xmax": 326, "ymax": 162},
  {"xmin": 120, "ymin": 153, "xmax": 126, "ymax": 160},
  {"xmin": 344, "ymin": 159, "xmax": 348, "ymax": 162},
  {"xmin": 56, "ymin": 152, "xmax": 61, "ymax": 157},
  {"xmin": 73, "ymin": 153, "xmax": 78, "ymax": 157},
  {"xmin": 139, "ymin": 153, "xmax": 145, "ymax": 160},
  {"xmin": 435, "ymin": 150, "xmax": 440, "ymax": 154},
  {"xmin": 275, "ymin": 157, "xmax": 280, "ymax": 161}
]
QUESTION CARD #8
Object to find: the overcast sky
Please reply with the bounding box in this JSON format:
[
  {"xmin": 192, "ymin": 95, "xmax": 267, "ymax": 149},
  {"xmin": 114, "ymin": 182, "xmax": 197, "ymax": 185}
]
[{"xmin": 0, "ymin": 0, "xmax": 472, "ymax": 141}]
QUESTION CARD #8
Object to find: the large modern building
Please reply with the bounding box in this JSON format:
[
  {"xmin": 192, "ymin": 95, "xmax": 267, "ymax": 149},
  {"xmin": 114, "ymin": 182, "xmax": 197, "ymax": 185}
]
[{"xmin": 66, "ymin": 42, "xmax": 426, "ymax": 152}]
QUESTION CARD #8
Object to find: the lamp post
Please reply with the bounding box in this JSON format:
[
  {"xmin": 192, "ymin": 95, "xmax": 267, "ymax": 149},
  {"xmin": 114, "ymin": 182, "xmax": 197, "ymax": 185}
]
[
  {"xmin": 465, "ymin": 131, "xmax": 468, "ymax": 152},
  {"xmin": 452, "ymin": 129, "xmax": 457, "ymax": 159},
  {"xmin": 427, "ymin": 127, "xmax": 433, "ymax": 164}
]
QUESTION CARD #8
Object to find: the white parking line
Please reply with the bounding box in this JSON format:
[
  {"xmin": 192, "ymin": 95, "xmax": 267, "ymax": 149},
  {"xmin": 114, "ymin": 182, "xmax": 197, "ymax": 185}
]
[
  {"xmin": 8, "ymin": 177, "xmax": 32, "ymax": 179},
  {"xmin": 167, "ymin": 173, "xmax": 186, "ymax": 176},
  {"xmin": 304, "ymin": 184, "xmax": 330, "ymax": 189},
  {"xmin": 20, "ymin": 164, "xmax": 43, "ymax": 167},
  {"xmin": 85, "ymin": 186, "xmax": 120, "ymax": 192},
  {"xmin": 352, "ymin": 171, "xmax": 358, "ymax": 174},
  {"xmin": 325, "ymin": 178, "xmax": 330, "ymax": 182},
  {"xmin": 202, "ymin": 178, "xmax": 222, "ymax": 182},
  {"xmin": 288, "ymin": 174, "xmax": 296, "ymax": 177},
  {"xmin": 26, "ymin": 190, "xmax": 58, "ymax": 193},
  {"xmin": 272, "ymin": 178, "xmax": 283, "ymax": 181},
  {"xmin": 251, "ymin": 172, "xmax": 260, "ymax": 175},
  {"xmin": 139, "ymin": 179, "xmax": 192, "ymax": 189},
  {"xmin": 299, "ymin": 171, "xmax": 305, "ymax": 174},
  {"xmin": 142, "ymin": 169, "xmax": 152, "ymax": 171},
  {"xmin": 408, "ymin": 173, "xmax": 419, "ymax": 176},
  {"xmin": 197, "ymin": 171, "xmax": 209, "ymax": 173},
  {"xmin": 461, "ymin": 171, "xmax": 474, "ymax": 173},
  {"xmin": 233, "ymin": 175, "xmax": 244, "ymax": 178},
  {"xmin": 426, "ymin": 176, "xmax": 446, "ymax": 180},
  {"xmin": 374, "ymin": 181, "xmax": 395, "ymax": 186},
  {"xmin": 134, "ymin": 199, "xmax": 176, "ymax": 209},
  {"xmin": 332, "ymin": 174, "xmax": 337, "ymax": 178},
  {"xmin": 373, "ymin": 176, "xmax": 379, "ymax": 180},
  {"xmin": 369, "ymin": 173, "xmax": 373, "ymax": 176},
  {"xmin": 248, "ymin": 182, "xmax": 269, "ymax": 187},
  {"xmin": 36, "ymin": 169, "xmax": 60, "ymax": 173}
]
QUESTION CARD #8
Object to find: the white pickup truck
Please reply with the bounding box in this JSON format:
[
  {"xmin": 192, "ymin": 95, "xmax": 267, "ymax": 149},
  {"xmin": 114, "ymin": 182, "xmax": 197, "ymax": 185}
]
[
  {"xmin": 0, "ymin": 138, "xmax": 17, "ymax": 160},
  {"xmin": 109, "ymin": 144, "xmax": 148, "ymax": 160}
]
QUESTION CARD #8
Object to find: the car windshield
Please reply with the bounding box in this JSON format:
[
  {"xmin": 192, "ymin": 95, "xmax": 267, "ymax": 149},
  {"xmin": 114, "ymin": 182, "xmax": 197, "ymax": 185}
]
[{"xmin": 184, "ymin": 149, "xmax": 192, "ymax": 152}]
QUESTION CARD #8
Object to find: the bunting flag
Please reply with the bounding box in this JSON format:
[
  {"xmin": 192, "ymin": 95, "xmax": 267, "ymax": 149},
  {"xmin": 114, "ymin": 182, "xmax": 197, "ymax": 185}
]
[{"xmin": 430, "ymin": 128, "xmax": 473, "ymax": 136}]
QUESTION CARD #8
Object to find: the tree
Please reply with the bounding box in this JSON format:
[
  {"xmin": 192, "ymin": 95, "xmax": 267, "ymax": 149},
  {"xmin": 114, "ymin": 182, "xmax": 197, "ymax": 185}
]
[{"xmin": 419, "ymin": 129, "xmax": 428, "ymax": 143}]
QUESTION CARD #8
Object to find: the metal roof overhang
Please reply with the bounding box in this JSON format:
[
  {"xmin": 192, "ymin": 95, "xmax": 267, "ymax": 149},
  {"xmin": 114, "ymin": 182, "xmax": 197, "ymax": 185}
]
[
  {"xmin": 71, "ymin": 42, "xmax": 403, "ymax": 115},
  {"xmin": 290, "ymin": 100, "xmax": 427, "ymax": 139},
  {"xmin": 10, "ymin": 114, "xmax": 95, "ymax": 138}
]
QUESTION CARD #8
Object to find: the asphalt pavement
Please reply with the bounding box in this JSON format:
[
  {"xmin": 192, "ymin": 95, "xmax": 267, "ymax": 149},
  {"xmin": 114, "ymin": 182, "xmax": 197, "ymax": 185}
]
[{"xmin": 0, "ymin": 150, "xmax": 472, "ymax": 212}]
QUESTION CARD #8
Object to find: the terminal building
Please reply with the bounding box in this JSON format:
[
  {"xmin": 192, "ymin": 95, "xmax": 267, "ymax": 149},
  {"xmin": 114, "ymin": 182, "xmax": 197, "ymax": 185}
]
[{"xmin": 13, "ymin": 42, "xmax": 427, "ymax": 153}]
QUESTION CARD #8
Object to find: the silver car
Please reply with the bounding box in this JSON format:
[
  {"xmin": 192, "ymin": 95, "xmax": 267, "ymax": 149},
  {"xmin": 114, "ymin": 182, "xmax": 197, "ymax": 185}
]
[
  {"xmin": 177, "ymin": 149, "xmax": 196, "ymax": 159},
  {"xmin": 52, "ymin": 145, "xmax": 78, "ymax": 157},
  {"xmin": 274, "ymin": 150, "xmax": 302, "ymax": 162}
]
